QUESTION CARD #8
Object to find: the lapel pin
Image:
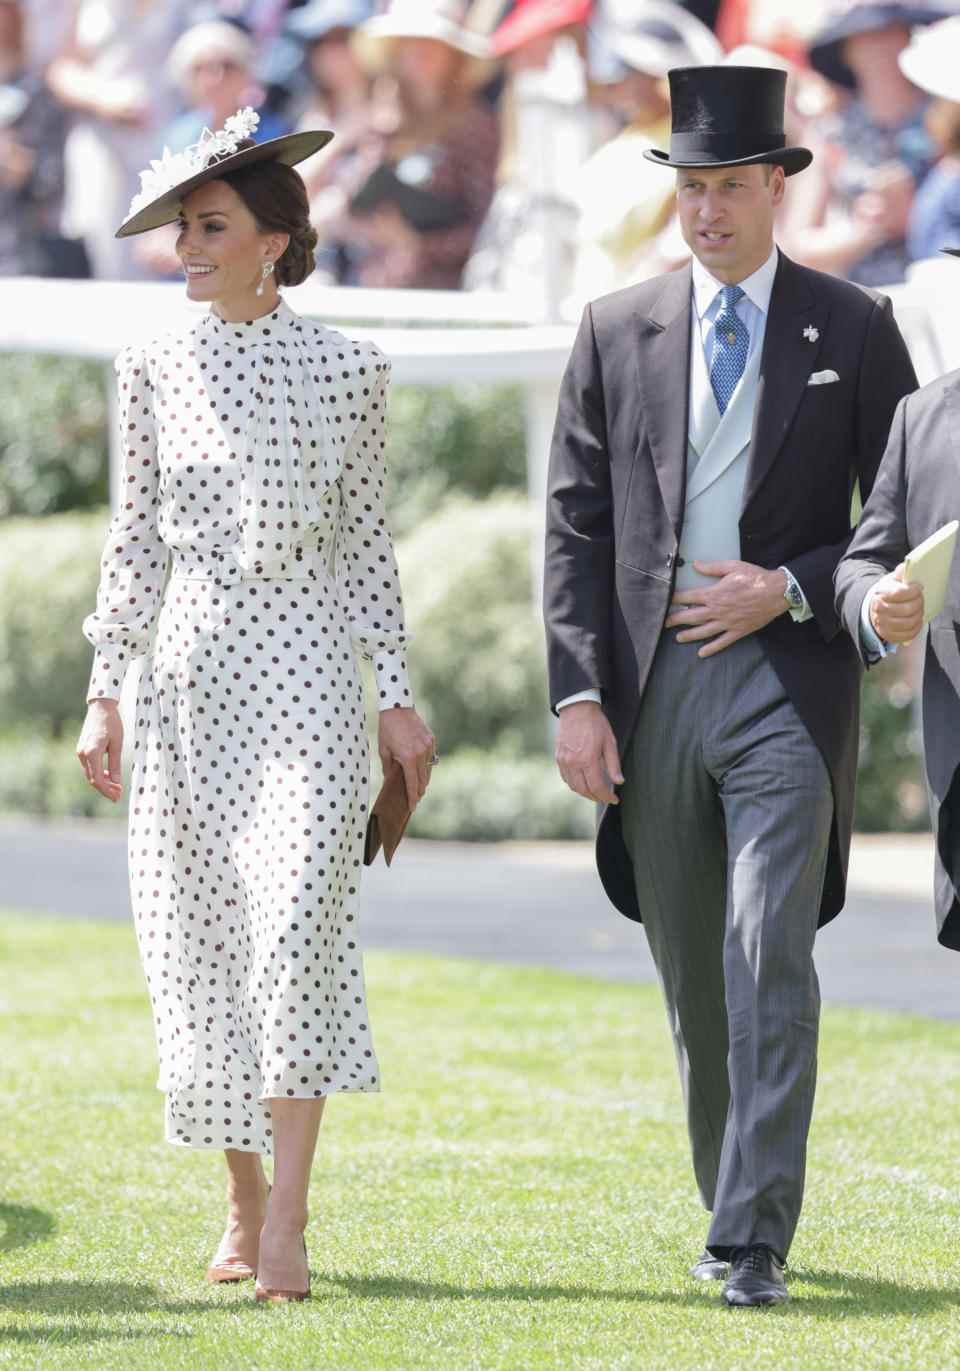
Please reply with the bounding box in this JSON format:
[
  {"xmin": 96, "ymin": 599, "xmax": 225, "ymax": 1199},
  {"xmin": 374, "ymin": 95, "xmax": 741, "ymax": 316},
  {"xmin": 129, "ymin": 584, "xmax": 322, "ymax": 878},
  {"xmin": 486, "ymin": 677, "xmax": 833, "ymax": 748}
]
[{"xmin": 803, "ymin": 325, "xmax": 820, "ymax": 343}]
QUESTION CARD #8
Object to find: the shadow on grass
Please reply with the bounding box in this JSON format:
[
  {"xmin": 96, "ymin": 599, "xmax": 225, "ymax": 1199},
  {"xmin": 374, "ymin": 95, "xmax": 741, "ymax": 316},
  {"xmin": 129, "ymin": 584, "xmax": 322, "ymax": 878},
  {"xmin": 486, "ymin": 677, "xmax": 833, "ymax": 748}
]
[
  {"xmin": 0, "ymin": 1326, "xmax": 187, "ymax": 1346},
  {"xmin": 0, "ymin": 1280, "xmax": 224, "ymax": 1317},
  {"xmin": 0, "ymin": 1279, "xmax": 261, "ymax": 1348},
  {"xmin": 320, "ymin": 1269, "xmax": 960, "ymax": 1317},
  {"xmin": 0, "ymin": 1204, "xmax": 56, "ymax": 1253},
  {"xmin": 784, "ymin": 1268, "xmax": 960, "ymax": 1318}
]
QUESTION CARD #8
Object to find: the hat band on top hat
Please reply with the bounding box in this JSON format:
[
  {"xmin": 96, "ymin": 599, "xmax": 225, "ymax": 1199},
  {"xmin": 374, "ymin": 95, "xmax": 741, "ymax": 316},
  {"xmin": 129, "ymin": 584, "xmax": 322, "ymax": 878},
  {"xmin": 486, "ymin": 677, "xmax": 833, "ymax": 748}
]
[{"xmin": 668, "ymin": 130, "xmax": 786, "ymax": 163}]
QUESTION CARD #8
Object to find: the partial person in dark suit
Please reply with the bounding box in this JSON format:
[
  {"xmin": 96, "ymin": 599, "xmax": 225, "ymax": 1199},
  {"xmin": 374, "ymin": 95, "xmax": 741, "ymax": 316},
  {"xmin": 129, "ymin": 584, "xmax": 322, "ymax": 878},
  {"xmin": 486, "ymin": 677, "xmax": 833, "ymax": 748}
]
[
  {"xmin": 835, "ymin": 254, "xmax": 960, "ymax": 954},
  {"xmin": 544, "ymin": 65, "xmax": 917, "ymax": 1306}
]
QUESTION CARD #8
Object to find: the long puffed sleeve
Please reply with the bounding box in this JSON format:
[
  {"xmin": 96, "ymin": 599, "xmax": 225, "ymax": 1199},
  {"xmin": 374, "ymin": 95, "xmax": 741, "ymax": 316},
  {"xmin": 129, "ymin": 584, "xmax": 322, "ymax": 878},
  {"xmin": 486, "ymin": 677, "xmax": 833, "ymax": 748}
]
[
  {"xmin": 334, "ymin": 352, "xmax": 413, "ymax": 711},
  {"xmin": 83, "ymin": 345, "xmax": 169, "ymax": 702}
]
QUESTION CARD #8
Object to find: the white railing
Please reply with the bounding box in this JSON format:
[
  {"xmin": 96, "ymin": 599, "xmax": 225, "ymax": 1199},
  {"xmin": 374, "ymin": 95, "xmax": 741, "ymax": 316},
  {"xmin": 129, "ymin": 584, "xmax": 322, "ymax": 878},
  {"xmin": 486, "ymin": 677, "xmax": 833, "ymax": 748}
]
[
  {"xmin": 0, "ymin": 276, "xmax": 571, "ymax": 598},
  {"xmin": 1, "ymin": 259, "xmax": 956, "ymax": 551}
]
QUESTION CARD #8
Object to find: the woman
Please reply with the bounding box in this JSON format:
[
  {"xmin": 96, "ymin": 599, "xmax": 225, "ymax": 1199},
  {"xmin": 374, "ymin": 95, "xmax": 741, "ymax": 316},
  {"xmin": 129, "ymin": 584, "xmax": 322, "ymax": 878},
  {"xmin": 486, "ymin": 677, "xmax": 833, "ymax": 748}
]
[
  {"xmin": 802, "ymin": 1, "xmax": 949, "ymax": 285},
  {"xmin": 75, "ymin": 108, "xmax": 435, "ymax": 1302},
  {"xmin": 46, "ymin": 0, "xmax": 192, "ymax": 279},
  {"xmin": 901, "ymin": 15, "xmax": 960, "ymax": 263},
  {"xmin": 164, "ymin": 20, "xmax": 291, "ymax": 150},
  {"xmin": 343, "ymin": 0, "xmax": 500, "ymax": 289},
  {"xmin": 285, "ymin": 0, "xmax": 375, "ymax": 284}
]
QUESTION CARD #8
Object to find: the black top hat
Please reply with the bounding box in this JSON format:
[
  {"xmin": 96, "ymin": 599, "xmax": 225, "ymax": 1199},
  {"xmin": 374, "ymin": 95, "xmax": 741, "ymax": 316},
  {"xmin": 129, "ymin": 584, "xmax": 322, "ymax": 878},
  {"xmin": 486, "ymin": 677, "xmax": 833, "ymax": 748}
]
[
  {"xmin": 643, "ymin": 66, "xmax": 813, "ymax": 177},
  {"xmin": 808, "ymin": 3, "xmax": 952, "ymax": 91}
]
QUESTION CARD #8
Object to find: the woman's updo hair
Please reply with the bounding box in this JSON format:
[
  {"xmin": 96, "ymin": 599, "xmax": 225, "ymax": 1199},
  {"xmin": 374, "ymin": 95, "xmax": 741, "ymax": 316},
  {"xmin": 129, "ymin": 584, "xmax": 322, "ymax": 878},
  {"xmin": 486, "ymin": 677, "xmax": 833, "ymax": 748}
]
[{"xmin": 220, "ymin": 142, "xmax": 319, "ymax": 287}]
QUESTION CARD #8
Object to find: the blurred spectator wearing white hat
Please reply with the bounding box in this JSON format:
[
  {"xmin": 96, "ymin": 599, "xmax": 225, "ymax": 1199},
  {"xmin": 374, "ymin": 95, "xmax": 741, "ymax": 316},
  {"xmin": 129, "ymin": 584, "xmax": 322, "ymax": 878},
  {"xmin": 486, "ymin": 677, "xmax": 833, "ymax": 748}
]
[
  {"xmin": 165, "ymin": 19, "xmax": 290, "ymax": 153},
  {"xmin": 47, "ymin": 0, "xmax": 193, "ymax": 279},
  {"xmin": 131, "ymin": 20, "xmax": 292, "ymax": 281},
  {"xmin": 343, "ymin": 0, "xmax": 500, "ymax": 289},
  {"xmin": 570, "ymin": 0, "xmax": 722, "ymax": 302},
  {"xmin": 901, "ymin": 16, "xmax": 960, "ymax": 262}
]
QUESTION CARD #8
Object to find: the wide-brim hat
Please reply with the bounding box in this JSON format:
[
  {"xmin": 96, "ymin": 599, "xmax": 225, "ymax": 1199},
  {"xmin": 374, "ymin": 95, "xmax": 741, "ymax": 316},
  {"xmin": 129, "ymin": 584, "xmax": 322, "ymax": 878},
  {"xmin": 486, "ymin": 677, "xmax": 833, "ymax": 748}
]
[
  {"xmin": 116, "ymin": 113, "xmax": 333, "ymax": 238},
  {"xmin": 491, "ymin": 0, "xmax": 591, "ymax": 59},
  {"xmin": 286, "ymin": 0, "xmax": 373, "ymax": 44},
  {"xmin": 589, "ymin": 0, "xmax": 722, "ymax": 84},
  {"xmin": 899, "ymin": 13, "xmax": 960, "ymax": 100},
  {"xmin": 809, "ymin": 2, "xmax": 952, "ymax": 91},
  {"xmin": 352, "ymin": 0, "xmax": 497, "ymax": 87},
  {"xmin": 643, "ymin": 65, "xmax": 813, "ymax": 176}
]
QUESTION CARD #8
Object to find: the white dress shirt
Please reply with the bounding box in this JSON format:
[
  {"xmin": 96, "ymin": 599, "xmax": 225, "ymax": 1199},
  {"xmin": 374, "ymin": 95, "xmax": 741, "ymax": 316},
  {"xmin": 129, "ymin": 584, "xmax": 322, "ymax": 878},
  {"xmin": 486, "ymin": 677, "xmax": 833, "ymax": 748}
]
[{"xmin": 558, "ymin": 247, "xmax": 812, "ymax": 713}]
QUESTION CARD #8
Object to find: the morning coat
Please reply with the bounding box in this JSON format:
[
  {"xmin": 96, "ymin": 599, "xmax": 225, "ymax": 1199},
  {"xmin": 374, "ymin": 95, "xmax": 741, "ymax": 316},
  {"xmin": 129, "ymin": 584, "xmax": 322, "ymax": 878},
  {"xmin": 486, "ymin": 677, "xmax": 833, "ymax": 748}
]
[
  {"xmin": 544, "ymin": 250, "xmax": 918, "ymax": 924},
  {"xmin": 835, "ymin": 372, "xmax": 960, "ymax": 950}
]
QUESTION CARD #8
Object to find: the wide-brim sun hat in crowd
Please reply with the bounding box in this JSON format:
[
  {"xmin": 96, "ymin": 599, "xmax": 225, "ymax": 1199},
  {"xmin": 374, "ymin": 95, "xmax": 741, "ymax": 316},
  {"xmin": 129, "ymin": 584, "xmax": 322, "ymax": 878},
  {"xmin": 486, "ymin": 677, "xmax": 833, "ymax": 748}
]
[
  {"xmin": 588, "ymin": 0, "xmax": 723, "ymax": 85},
  {"xmin": 352, "ymin": 0, "xmax": 497, "ymax": 87},
  {"xmin": 490, "ymin": 0, "xmax": 591, "ymax": 59},
  {"xmin": 643, "ymin": 65, "xmax": 813, "ymax": 176},
  {"xmin": 808, "ymin": 1, "xmax": 955, "ymax": 90},
  {"xmin": 899, "ymin": 12, "xmax": 960, "ymax": 101},
  {"xmin": 286, "ymin": 0, "xmax": 374, "ymax": 44},
  {"xmin": 114, "ymin": 107, "xmax": 333, "ymax": 238},
  {"xmin": 167, "ymin": 19, "xmax": 256, "ymax": 90}
]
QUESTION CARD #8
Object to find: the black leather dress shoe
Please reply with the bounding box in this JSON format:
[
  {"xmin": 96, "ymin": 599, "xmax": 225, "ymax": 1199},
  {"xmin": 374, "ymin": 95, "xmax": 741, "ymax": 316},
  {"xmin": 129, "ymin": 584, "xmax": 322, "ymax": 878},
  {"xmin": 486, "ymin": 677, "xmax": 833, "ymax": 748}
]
[
  {"xmin": 722, "ymin": 1245, "xmax": 788, "ymax": 1306},
  {"xmin": 690, "ymin": 1250, "xmax": 729, "ymax": 1281}
]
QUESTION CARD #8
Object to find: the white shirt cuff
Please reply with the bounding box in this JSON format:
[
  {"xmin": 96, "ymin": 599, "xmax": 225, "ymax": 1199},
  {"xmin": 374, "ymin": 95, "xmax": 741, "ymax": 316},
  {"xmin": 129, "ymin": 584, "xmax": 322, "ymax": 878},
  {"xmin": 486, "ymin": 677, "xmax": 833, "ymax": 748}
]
[{"xmin": 557, "ymin": 689, "xmax": 602, "ymax": 710}]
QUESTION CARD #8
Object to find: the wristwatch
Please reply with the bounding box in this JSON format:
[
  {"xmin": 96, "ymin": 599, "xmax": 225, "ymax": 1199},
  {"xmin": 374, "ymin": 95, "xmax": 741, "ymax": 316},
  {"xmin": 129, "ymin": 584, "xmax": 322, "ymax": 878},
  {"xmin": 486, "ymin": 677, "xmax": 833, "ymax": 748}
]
[{"xmin": 779, "ymin": 565, "xmax": 805, "ymax": 613}]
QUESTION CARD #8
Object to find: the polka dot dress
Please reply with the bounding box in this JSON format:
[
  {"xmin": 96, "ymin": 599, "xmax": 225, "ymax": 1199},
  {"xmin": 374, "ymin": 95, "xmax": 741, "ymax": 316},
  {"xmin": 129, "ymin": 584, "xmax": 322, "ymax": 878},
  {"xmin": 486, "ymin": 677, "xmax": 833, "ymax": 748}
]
[{"xmin": 83, "ymin": 301, "xmax": 411, "ymax": 1154}]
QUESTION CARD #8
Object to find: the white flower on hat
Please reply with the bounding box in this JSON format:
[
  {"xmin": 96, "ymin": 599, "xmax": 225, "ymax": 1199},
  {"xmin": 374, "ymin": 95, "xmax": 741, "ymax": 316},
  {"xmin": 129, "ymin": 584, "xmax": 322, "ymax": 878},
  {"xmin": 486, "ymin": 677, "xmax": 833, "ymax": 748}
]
[{"xmin": 126, "ymin": 107, "xmax": 260, "ymax": 220}]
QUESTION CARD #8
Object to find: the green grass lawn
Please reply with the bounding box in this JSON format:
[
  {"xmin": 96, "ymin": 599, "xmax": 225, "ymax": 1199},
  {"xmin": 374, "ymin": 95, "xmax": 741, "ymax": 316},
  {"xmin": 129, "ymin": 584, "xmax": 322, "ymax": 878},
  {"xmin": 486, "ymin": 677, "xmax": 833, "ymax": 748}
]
[{"xmin": 1, "ymin": 910, "xmax": 959, "ymax": 1370}]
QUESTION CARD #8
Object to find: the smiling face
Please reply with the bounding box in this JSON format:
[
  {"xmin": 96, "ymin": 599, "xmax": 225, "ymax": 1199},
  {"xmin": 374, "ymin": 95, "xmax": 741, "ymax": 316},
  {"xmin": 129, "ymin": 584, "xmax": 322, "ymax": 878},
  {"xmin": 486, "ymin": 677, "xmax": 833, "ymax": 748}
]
[
  {"xmin": 676, "ymin": 162, "xmax": 784, "ymax": 284},
  {"xmin": 175, "ymin": 179, "xmax": 288, "ymax": 315}
]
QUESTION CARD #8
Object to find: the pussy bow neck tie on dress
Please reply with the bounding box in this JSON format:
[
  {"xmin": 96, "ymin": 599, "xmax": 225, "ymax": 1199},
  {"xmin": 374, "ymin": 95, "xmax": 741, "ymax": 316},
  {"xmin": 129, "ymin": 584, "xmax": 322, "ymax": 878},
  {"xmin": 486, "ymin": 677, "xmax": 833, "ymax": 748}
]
[
  {"xmin": 710, "ymin": 284, "xmax": 749, "ymax": 415},
  {"xmin": 202, "ymin": 302, "xmax": 339, "ymax": 574}
]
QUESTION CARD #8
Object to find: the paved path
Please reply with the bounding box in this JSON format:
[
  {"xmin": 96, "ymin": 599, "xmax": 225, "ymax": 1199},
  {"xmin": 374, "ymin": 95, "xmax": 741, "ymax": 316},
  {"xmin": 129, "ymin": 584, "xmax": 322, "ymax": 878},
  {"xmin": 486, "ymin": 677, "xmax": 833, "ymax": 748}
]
[{"xmin": 2, "ymin": 819, "xmax": 954, "ymax": 1019}]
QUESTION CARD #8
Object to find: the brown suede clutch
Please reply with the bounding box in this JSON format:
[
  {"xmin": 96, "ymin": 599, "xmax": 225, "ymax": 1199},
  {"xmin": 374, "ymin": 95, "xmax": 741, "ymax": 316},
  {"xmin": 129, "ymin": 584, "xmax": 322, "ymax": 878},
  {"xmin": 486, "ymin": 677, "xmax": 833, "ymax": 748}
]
[{"xmin": 364, "ymin": 761, "xmax": 412, "ymax": 867}]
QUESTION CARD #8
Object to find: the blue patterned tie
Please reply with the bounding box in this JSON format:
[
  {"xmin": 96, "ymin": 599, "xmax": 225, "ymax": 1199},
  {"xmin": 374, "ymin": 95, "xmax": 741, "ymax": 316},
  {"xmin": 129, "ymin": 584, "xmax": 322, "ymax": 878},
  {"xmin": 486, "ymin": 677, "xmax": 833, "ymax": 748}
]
[{"xmin": 709, "ymin": 284, "xmax": 749, "ymax": 415}]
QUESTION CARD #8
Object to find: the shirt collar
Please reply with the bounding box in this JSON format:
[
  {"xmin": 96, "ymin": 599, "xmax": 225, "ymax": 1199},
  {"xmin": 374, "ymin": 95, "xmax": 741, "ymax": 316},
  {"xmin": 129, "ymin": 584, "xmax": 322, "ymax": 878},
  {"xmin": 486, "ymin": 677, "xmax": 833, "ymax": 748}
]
[
  {"xmin": 200, "ymin": 297, "xmax": 301, "ymax": 345},
  {"xmin": 691, "ymin": 246, "xmax": 779, "ymax": 322}
]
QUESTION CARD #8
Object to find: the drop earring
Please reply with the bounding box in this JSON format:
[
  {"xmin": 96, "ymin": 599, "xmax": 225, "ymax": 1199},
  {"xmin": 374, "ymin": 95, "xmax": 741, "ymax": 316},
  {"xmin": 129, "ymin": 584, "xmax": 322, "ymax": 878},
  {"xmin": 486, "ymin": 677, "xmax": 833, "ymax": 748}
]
[{"xmin": 255, "ymin": 260, "xmax": 275, "ymax": 297}]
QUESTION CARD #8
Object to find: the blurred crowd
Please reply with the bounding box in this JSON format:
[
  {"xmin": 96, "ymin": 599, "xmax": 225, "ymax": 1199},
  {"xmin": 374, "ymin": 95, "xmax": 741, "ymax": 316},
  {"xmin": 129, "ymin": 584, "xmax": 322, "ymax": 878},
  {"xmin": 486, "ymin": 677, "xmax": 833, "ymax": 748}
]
[{"xmin": 4, "ymin": 0, "xmax": 960, "ymax": 311}]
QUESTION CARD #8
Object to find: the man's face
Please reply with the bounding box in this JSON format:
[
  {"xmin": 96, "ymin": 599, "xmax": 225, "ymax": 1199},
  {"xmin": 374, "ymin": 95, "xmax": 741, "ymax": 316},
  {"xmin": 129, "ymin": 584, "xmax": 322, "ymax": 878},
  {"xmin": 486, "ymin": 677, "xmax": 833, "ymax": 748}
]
[{"xmin": 675, "ymin": 163, "xmax": 784, "ymax": 283}]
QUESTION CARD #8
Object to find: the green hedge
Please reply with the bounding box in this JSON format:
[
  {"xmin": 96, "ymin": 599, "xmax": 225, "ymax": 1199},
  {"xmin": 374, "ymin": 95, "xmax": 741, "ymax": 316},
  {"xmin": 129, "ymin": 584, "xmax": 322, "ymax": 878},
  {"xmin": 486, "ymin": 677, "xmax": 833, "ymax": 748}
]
[
  {"xmin": 399, "ymin": 493, "xmax": 548, "ymax": 756},
  {"xmin": 408, "ymin": 748, "xmax": 592, "ymax": 841},
  {"xmin": 0, "ymin": 354, "xmax": 109, "ymax": 517},
  {"xmin": 0, "ymin": 728, "xmax": 113, "ymax": 819},
  {"xmin": 0, "ymin": 353, "xmax": 525, "ymax": 533},
  {"xmin": 853, "ymin": 653, "xmax": 927, "ymax": 832},
  {"xmin": 0, "ymin": 499, "xmax": 931, "ymax": 837},
  {"xmin": 385, "ymin": 384, "xmax": 526, "ymax": 539},
  {"xmin": 0, "ymin": 509, "xmax": 104, "ymax": 736}
]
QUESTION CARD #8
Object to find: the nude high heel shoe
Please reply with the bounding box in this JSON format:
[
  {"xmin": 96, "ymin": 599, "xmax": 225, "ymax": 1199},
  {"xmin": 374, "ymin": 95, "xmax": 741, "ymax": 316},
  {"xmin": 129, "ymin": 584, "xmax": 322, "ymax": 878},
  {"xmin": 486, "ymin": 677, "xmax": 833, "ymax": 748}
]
[
  {"xmin": 254, "ymin": 1235, "xmax": 311, "ymax": 1303},
  {"xmin": 206, "ymin": 1185, "xmax": 270, "ymax": 1283},
  {"xmin": 205, "ymin": 1257, "xmax": 257, "ymax": 1284}
]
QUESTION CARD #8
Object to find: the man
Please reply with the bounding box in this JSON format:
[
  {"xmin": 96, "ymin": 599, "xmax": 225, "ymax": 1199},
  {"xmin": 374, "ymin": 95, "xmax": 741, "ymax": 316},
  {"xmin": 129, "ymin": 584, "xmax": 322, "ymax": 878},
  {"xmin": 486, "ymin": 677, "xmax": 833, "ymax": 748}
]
[
  {"xmin": 544, "ymin": 64, "xmax": 917, "ymax": 1306},
  {"xmin": 834, "ymin": 15, "xmax": 960, "ymax": 960}
]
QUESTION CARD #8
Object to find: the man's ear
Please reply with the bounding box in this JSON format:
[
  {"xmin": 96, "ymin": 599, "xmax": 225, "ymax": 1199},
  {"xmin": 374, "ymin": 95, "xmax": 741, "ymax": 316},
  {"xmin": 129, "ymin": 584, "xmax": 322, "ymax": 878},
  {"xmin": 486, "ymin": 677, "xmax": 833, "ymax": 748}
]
[{"xmin": 771, "ymin": 165, "xmax": 787, "ymax": 206}]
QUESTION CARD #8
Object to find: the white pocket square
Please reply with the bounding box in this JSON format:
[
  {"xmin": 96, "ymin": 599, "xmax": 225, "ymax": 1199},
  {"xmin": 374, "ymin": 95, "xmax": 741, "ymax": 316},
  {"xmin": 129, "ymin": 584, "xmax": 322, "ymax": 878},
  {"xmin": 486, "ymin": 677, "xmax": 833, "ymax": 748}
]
[{"xmin": 808, "ymin": 369, "xmax": 840, "ymax": 386}]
